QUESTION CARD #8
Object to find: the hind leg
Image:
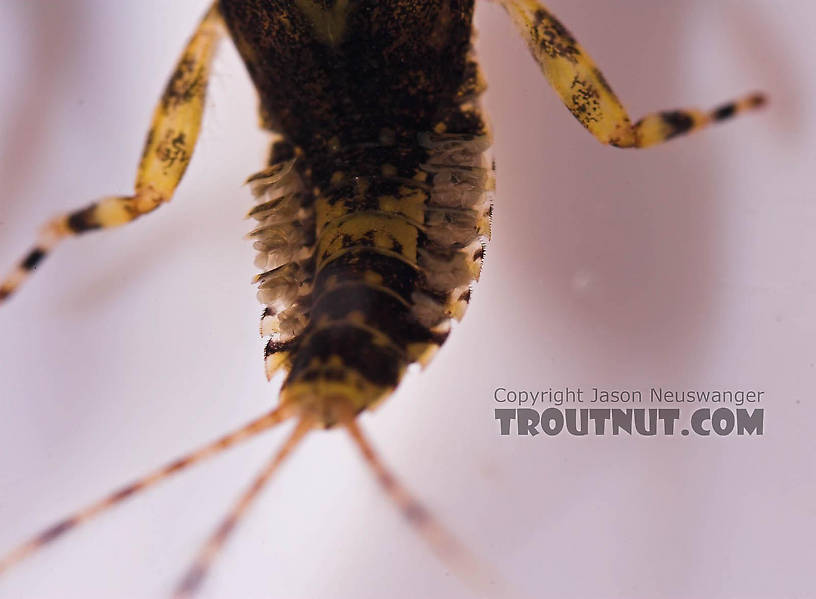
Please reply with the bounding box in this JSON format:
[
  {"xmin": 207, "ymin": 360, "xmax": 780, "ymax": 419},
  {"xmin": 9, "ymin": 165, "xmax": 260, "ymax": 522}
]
[
  {"xmin": 0, "ymin": 3, "xmax": 225, "ymax": 304},
  {"xmin": 496, "ymin": 0, "xmax": 765, "ymax": 147}
]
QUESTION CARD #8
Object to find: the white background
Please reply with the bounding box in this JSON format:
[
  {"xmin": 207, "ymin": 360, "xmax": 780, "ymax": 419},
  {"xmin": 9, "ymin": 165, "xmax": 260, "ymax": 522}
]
[{"xmin": 0, "ymin": 1, "xmax": 814, "ymax": 598}]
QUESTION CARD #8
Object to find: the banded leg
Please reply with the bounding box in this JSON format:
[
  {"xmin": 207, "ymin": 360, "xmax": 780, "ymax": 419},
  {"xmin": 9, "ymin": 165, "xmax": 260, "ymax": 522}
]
[
  {"xmin": 0, "ymin": 3, "xmax": 225, "ymax": 304},
  {"xmin": 497, "ymin": 0, "xmax": 766, "ymax": 148},
  {"xmin": 0, "ymin": 406, "xmax": 292, "ymax": 575}
]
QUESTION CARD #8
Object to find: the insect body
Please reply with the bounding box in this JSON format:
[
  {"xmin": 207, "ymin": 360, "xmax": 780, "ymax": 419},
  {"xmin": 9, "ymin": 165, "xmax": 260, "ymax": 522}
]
[
  {"xmin": 0, "ymin": 1, "xmax": 765, "ymax": 596},
  {"xmin": 223, "ymin": 0, "xmax": 492, "ymax": 423}
]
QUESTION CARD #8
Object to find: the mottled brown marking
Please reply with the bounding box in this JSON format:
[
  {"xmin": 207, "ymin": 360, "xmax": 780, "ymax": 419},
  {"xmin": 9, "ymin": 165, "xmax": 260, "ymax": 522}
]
[
  {"xmin": 220, "ymin": 0, "xmax": 475, "ymax": 150},
  {"xmin": 569, "ymin": 76, "xmax": 601, "ymax": 126},
  {"xmin": 532, "ymin": 7, "xmax": 579, "ymax": 63},
  {"xmin": 162, "ymin": 57, "xmax": 205, "ymax": 111}
]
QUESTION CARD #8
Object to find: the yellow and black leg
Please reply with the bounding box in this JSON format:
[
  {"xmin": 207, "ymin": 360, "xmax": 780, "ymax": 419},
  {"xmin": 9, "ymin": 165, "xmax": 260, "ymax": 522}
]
[
  {"xmin": 497, "ymin": 0, "xmax": 765, "ymax": 148},
  {"xmin": 0, "ymin": 3, "xmax": 225, "ymax": 304}
]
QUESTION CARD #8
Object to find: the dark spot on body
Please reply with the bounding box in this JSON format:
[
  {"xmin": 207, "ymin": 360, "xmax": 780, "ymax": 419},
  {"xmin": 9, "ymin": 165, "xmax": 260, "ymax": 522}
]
[
  {"xmin": 532, "ymin": 8, "xmax": 580, "ymax": 63},
  {"xmin": 162, "ymin": 57, "xmax": 204, "ymax": 111},
  {"xmin": 38, "ymin": 520, "xmax": 74, "ymax": 544},
  {"xmin": 265, "ymin": 339, "xmax": 295, "ymax": 358},
  {"xmin": 403, "ymin": 502, "xmax": 430, "ymax": 525},
  {"xmin": 378, "ymin": 471, "xmax": 396, "ymax": 490},
  {"xmin": 176, "ymin": 565, "xmax": 206, "ymax": 596},
  {"xmin": 712, "ymin": 103, "xmax": 736, "ymax": 121},
  {"xmin": 288, "ymin": 325, "xmax": 404, "ymax": 388},
  {"xmin": 215, "ymin": 516, "xmax": 239, "ymax": 543},
  {"xmin": 166, "ymin": 456, "xmax": 194, "ymax": 475},
  {"xmin": 748, "ymin": 93, "xmax": 767, "ymax": 108},
  {"xmin": 110, "ymin": 483, "xmax": 140, "ymax": 502},
  {"xmin": 157, "ymin": 130, "xmax": 189, "ymax": 169},
  {"xmin": 311, "ymin": 283, "xmax": 447, "ymax": 348},
  {"xmin": 569, "ymin": 77, "xmax": 601, "ymax": 125},
  {"xmin": 320, "ymin": 367, "xmax": 348, "ymax": 382},
  {"xmin": 21, "ymin": 248, "xmax": 46, "ymax": 271},
  {"xmin": 67, "ymin": 205, "xmax": 101, "ymax": 233},
  {"xmin": 269, "ymin": 140, "xmax": 296, "ymax": 164},
  {"xmin": 660, "ymin": 111, "xmax": 695, "ymax": 138}
]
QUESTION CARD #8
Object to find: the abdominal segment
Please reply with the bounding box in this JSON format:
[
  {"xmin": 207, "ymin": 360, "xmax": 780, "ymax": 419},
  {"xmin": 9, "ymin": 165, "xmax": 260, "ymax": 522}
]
[{"xmin": 248, "ymin": 61, "xmax": 493, "ymax": 426}]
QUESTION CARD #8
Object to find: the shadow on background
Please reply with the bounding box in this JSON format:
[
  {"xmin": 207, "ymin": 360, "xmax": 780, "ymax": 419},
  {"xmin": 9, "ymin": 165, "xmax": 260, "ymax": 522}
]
[
  {"xmin": 0, "ymin": 1, "xmax": 90, "ymax": 213},
  {"xmin": 472, "ymin": 0, "xmax": 790, "ymax": 595}
]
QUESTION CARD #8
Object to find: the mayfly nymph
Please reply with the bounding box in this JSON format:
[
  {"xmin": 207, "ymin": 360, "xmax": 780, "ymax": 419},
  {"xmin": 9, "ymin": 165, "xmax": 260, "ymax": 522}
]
[{"xmin": 0, "ymin": 1, "xmax": 765, "ymax": 596}]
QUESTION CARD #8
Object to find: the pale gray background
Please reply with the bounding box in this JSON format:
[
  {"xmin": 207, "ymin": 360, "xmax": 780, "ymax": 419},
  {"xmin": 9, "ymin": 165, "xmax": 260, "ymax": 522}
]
[{"xmin": 0, "ymin": 1, "xmax": 813, "ymax": 598}]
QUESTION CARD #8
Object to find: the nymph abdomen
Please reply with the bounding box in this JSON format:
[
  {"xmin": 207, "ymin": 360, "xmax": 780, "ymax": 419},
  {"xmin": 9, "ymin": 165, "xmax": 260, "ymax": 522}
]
[{"xmin": 248, "ymin": 57, "xmax": 492, "ymax": 426}]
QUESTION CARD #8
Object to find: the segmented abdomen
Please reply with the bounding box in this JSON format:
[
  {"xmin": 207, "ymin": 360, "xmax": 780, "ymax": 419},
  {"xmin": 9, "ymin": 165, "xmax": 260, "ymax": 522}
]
[{"xmin": 247, "ymin": 63, "xmax": 492, "ymax": 427}]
